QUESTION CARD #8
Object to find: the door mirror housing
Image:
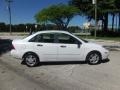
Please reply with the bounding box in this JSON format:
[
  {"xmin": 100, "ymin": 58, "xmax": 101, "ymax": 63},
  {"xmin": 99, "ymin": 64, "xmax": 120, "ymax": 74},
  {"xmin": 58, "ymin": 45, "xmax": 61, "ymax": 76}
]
[{"xmin": 77, "ymin": 41, "xmax": 81, "ymax": 48}]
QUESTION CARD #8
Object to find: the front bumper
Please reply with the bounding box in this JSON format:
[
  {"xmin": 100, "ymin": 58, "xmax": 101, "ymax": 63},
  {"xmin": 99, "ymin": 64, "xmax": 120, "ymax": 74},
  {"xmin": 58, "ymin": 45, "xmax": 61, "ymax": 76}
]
[{"xmin": 102, "ymin": 50, "xmax": 110, "ymax": 60}]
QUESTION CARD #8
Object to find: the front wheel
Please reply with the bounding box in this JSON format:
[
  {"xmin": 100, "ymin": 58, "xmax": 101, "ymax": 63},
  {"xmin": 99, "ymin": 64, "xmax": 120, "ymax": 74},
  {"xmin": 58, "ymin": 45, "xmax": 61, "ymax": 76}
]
[
  {"xmin": 24, "ymin": 53, "xmax": 39, "ymax": 67},
  {"xmin": 86, "ymin": 52, "xmax": 101, "ymax": 65}
]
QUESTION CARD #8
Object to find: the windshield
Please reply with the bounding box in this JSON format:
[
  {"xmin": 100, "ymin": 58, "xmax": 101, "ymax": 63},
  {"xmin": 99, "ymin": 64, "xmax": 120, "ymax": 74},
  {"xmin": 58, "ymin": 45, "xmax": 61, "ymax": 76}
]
[{"xmin": 80, "ymin": 38, "xmax": 88, "ymax": 43}]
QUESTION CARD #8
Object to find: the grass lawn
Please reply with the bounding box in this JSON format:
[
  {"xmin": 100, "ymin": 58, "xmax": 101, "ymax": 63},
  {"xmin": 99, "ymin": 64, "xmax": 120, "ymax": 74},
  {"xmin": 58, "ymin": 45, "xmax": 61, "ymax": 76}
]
[{"xmin": 77, "ymin": 35, "xmax": 120, "ymax": 41}]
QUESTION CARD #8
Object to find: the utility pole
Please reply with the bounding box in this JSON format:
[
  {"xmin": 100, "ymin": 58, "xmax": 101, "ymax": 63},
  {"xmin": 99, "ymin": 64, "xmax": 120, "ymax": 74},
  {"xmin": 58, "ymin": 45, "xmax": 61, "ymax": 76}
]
[
  {"xmin": 35, "ymin": 24, "xmax": 37, "ymax": 32},
  {"xmin": 5, "ymin": 0, "xmax": 13, "ymax": 35},
  {"xmin": 93, "ymin": 0, "xmax": 97, "ymax": 39}
]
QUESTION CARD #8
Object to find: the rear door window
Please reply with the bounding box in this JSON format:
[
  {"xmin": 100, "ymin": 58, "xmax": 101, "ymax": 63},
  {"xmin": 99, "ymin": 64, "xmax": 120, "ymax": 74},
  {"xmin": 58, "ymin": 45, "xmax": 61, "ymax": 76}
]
[{"xmin": 29, "ymin": 33, "xmax": 55, "ymax": 43}]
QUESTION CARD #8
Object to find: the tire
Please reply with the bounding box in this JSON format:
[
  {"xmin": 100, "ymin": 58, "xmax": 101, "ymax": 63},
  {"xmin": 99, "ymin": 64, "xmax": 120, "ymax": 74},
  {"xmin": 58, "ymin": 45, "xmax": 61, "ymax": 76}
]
[
  {"xmin": 23, "ymin": 53, "xmax": 39, "ymax": 67},
  {"xmin": 86, "ymin": 51, "xmax": 101, "ymax": 65}
]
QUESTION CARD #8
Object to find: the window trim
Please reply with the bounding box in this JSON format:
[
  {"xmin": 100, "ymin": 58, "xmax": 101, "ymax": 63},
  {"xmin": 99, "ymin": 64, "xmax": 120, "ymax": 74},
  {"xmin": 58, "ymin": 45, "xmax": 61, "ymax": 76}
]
[
  {"xmin": 29, "ymin": 33, "xmax": 56, "ymax": 43},
  {"xmin": 55, "ymin": 33, "xmax": 81, "ymax": 44}
]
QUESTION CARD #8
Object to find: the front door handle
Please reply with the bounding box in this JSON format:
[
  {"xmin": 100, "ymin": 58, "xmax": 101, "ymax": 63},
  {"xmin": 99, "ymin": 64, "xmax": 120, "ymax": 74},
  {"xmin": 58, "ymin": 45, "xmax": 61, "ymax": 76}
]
[
  {"xmin": 37, "ymin": 44, "xmax": 43, "ymax": 46},
  {"xmin": 60, "ymin": 45, "xmax": 66, "ymax": 48}
]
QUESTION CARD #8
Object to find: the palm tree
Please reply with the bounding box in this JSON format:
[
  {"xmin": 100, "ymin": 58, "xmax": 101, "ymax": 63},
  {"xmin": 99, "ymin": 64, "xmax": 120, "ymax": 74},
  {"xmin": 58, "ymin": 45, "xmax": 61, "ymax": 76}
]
[
  {"xmin": 114, "ymin": 0, "xmax": 120, "ymax": 30},
  {"xmin": 69, "ymin": 0, "xmax": 107, "ymax": 30},
  {"xmin": 97, "ymin": 0, "xmax": 116, "ymax": 31},
  {"xmin": 111, "ymin": 13, "xmax": 115, "ymax": 30},
  {"xmin": 107, "ymin": 0, "xmax": 116, "ymax": 31},
  {"xmin": 69, "ymin": 0, "xmax": 120, "ymax": 32}
]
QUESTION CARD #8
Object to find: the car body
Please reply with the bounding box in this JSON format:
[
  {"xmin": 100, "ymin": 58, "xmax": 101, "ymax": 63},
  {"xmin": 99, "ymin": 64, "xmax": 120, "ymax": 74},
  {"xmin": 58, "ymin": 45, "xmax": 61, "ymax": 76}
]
[{"xmin": 11, "ymin": 30, "xmax": 109, "ymax": 67}]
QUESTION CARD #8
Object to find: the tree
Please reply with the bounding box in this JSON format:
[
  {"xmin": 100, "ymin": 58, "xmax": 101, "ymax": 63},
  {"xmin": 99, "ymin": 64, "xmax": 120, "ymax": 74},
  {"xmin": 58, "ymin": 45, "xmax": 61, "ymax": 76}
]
[
  {"xmin": 69, "ymin": 0, "xmax": 106, "ymax": 29},
  {"xmin": 68, "ymin": 26, "xmax": 81, "ymax": 33},
  {"xmin": 69, "ymin": 0, "xmax": 92, "ymax": 16},
  {"xmin": 35, "ymin": 4, "xmax": 79, "ymax": 30},
  {"xmin": 114, "ymin": 0, "xmax": 120, "ymax": 30},
  {"xmin": 0, "ymin": 23, "xmax": 6, "ymax": 32},
  {"xmin": 69, "ymin": 0, "xmax": 117, "ymax": 31}
]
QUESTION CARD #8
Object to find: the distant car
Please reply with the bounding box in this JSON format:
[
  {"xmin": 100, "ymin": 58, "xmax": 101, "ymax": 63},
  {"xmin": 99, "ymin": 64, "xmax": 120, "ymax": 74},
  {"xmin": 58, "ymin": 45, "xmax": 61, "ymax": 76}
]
[
  {"xmin": 0, "ymin": 39, "xmax": 12, "ymax": 54},
  {"xmin": 11, "ymin": 30, "xmax": 109, "ymax": 67}
]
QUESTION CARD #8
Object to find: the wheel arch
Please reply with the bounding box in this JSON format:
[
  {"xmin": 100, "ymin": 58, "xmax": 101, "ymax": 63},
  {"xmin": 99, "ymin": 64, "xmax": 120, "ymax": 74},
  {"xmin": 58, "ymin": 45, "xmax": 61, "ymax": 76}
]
[
  {"xmin": 86, "ymin": 50, "xmax": 102, "ymax": 61},
  {"xmin": 22, "ymin": 51, "xmax": 40, "ymax": 61}
]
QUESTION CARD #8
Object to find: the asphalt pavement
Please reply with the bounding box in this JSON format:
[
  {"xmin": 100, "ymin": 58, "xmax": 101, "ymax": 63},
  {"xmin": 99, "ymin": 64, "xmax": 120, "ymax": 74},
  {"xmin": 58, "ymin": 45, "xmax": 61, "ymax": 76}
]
[{"xmin": 0, "ymin": 51, "xmax": 120, "ymax": 90}]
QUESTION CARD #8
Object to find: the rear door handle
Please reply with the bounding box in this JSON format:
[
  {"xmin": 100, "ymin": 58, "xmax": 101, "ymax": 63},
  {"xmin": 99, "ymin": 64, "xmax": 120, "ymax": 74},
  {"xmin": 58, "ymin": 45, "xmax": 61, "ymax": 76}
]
[
  {"xmin": 37, "ymin": 44, "xmax": 43, "ymax": 46},
  {"xmin": 60, "ymin": 45, "xmax": 66, "ymax": 48}
]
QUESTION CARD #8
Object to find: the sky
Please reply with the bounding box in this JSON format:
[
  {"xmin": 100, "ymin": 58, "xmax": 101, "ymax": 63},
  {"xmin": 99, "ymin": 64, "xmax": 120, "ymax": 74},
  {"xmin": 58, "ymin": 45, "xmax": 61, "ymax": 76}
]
[{"xmin": 0, "ymin": 0, "xmax": 87, "ymax": 26}]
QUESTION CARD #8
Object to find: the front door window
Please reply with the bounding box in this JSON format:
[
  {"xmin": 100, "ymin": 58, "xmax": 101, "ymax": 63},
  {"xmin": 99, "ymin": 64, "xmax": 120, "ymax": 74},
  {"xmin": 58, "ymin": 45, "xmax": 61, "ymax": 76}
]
[{"xmin": 57, "ymin": 33, "xmax": 79, "ymax": 44}]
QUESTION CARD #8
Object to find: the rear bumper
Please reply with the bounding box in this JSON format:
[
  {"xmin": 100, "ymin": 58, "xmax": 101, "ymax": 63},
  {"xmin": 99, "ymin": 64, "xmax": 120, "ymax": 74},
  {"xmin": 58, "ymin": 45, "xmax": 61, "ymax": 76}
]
[{"xmin": 11, "ymin": 50, "xmax": 22, "ymax": 59}]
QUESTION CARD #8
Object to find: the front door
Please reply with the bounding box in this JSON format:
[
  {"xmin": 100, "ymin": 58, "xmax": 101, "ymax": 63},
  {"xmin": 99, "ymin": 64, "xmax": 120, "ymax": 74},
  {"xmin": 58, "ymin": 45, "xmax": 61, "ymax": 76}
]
[{"xmin": 57, "ymin": 33, "xmax": 84, "ymax": 61}]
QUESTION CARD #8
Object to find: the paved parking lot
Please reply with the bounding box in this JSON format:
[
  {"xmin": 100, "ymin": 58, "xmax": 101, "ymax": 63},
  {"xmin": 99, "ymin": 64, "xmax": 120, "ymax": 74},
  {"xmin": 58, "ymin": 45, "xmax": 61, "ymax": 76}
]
[
  {"xmin": 0, "ymin": 50, "xmax": 120, "ymax": 90},
  {"xmin": 0, "ymin": 36, "xmax": 120, "ymax": 90}
]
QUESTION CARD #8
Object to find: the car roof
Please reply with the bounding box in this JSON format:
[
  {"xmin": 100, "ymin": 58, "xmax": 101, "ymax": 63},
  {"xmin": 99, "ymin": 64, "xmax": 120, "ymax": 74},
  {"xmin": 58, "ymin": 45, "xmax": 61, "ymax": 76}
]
[
  {"xmin": 36, "ymin": 30, "xmax": 70, "ymax": 34},
  {"xmin": 24, "ymin": 30, "xmax": 72, "ymax": 41},
  {"xmin": 23, "ymin": 30, "xmax": 85, "ymax": 44}
]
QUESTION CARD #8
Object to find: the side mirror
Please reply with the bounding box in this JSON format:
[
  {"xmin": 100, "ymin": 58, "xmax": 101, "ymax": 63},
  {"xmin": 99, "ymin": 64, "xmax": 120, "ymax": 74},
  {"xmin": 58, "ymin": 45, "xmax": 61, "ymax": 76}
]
[{"xmin": 77, "ymin": 42, "xmax": 81, "ymax": 48}]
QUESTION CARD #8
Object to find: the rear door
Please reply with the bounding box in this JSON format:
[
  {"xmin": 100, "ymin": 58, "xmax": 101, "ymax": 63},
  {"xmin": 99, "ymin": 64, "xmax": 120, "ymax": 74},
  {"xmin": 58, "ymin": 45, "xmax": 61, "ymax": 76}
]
[{"xmin": 28, "ymin": 33, "xmax": 58, "ymax": 61}]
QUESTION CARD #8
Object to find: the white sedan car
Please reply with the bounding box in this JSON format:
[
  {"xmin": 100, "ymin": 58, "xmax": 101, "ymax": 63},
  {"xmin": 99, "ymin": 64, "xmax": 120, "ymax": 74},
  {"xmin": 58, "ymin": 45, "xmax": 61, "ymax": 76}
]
[{"xmin": 11, "ymin": 30, "xmax": 109, "ymax": 67}]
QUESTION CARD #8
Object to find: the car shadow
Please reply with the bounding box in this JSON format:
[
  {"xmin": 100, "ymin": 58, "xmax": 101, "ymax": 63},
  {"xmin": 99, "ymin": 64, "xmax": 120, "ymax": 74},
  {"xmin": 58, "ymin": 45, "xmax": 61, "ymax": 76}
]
[
  {"xmin": 39, "ymin": 61, "xmax": 87, "ymax": 66},
  {"xmin": 101, "ymin": 58, "xmax": 110, "ymax": 63},
  {"xmin": 0, "ymin": 39, "xmax": 13, "ymax": 56},
  {"xmin": 36, "ymin": 59, "xmax": 110, "ymax": 66}
]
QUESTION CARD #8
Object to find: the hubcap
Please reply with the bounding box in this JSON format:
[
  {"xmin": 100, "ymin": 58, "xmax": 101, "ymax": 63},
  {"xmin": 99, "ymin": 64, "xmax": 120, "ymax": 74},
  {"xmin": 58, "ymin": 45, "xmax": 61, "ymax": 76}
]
[
  {"xmin": 25, "ymin": 55, "xmax": 37, "ymax": 66},
  {"xmin": 89, "ymin": 53, "xmax": 100, "ymax": 64}
]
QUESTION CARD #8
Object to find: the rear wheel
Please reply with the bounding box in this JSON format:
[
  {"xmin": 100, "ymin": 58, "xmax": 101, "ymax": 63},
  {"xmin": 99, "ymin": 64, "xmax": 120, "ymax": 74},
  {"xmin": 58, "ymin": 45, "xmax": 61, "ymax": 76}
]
[
  {"xmin": 23, "ymin": 53, "xmax": 39, "ymax": 67},
  {"xmin": 86, "ymin": 52, "xmax": 101, "ymax": 65}
]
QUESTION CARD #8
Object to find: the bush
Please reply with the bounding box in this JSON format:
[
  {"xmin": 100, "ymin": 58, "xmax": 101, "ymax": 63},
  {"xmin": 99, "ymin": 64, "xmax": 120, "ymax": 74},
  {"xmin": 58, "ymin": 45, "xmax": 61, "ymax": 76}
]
[{"xmin": 91, "ymin": 30, "xmax": 120, "ymax": 37}]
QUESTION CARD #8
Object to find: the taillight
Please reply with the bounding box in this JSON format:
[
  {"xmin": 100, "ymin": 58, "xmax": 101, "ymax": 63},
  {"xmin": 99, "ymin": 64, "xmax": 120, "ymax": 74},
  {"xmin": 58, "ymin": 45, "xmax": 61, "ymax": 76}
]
[{"xmin": 11, "ymin": 44, "xmax": 15, "ymax": 49}]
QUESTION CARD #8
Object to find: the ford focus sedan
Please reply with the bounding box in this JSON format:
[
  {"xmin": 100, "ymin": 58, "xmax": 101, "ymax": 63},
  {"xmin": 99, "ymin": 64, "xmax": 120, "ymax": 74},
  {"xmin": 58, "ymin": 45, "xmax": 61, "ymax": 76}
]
[{"xmin": 11, "ymin": 30, "xmax": 109, "ymax": 67}]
